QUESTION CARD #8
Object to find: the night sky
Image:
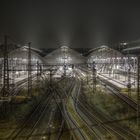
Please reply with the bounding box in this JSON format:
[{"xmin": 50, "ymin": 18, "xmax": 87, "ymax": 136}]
[{"xmin": 0, "ymin": 1, "xmax": 140, "ymax": 49}]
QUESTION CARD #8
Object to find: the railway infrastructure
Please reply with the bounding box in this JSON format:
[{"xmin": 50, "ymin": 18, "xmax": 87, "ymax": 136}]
[{"xmin": 0, "ymin": 42, "xmax": 139, "ymax": 139}]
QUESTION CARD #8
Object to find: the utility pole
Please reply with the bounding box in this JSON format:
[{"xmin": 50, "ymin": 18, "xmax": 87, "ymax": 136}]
[
  {"xmin": 2, "ymin": 35, "xmax": 9, "ymax": 97},
  {"xmin": 49, "ymin": 69, "xmax": 53, "ymax": 87},
  {"xmin": 86, "ymin": 67, "xmax": 89, "ymax": 85},
  {"xmin": 127, "ymin": 55, "xmax": 131, "ymax": 98},
  {"xmin": 0, "ymin": 45, "xmax": 2, "ymax": 87},
  {"xmin": 127, "ymin": 55, "xmax": 131, "ymax": 128},
  {"xmin": 0, "ymin": 36, "xmax": 10, "ymax": 118},
  {"xmin": 62, "ymin": 46, "xmax": 68, "ymax": 77},
  {"xmin": 12, "ymin": 66, "xmax": 15, "ymax": 87},
  {"xmin": 63, "ymin": 48, "xmax": 67, "ymax": 77},
  {"xmin": 28, "ymin": 42, "xmax": 32, "ymax": 97},
  {"xmin": 63, "ymin": 64, "xmax": 66, "ymax": 77},
  {"xmin": 0, "ymin": 63, "xmax": 2, "ymax": 88},
  {"xmin": 137, "ymin": 55, "xmax": 140, "ymax": 140},
  {"xmin": 37, "ymin": 61, "xmax": 40, "ymax": 84},
  {"xmin": 92, "ymin": 61, "xmax": 96, "ymax": 93}
]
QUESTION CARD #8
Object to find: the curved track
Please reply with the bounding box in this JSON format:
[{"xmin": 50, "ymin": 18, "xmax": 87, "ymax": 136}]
[
  {"xmin": 98, "ymin": 76, "xmax": 137, "ymax": 111},
  {"xmin": 53, "ymin": 80, "xmax": 87, "ymax": 140}
]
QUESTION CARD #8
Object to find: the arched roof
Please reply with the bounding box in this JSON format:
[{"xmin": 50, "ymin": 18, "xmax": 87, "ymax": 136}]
[
  {"xmin": 44, "ymin": 46, "xmax": 86, "ymax": 65},
  {"xmin": 9, "ymin": 46, "xmax": 45, "ymax": 64},
  {"xmin": 87, "ymin": 45, "xmax": 125, "ymax": 63}
]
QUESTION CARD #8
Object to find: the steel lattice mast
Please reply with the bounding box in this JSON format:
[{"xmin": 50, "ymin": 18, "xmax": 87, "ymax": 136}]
[
  {"xmin": 137, "ymin": 55, "xmax": 140, "ymax": 140},
  {"xmin": 28, "ymin": 42, "xmax": 32, "ymax": 97},
  {"xmin": 2, "ymin": 35, "xmax": 9, "ymax": 96}
]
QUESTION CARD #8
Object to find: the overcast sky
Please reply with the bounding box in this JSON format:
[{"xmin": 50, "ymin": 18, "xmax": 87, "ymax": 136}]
[{"xmin": 0, "ymin": 1, "xmax": 140, "ymax": 49}]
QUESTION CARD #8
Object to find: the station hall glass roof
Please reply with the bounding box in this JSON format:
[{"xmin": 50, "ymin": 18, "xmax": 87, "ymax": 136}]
[
  {"xmin": 8, "ymin": 46, "xmax": 45, "ymax": 64},
  {"xmin": 44, "ymin": 46, "xmax": 86, "ymax": 65}
]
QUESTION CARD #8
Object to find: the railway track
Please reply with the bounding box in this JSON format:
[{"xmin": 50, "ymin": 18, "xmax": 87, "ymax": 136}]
[
  {"xmin": 78, "ymin": 90, "xmax": 137, "ymax": 140},
  {"xmin": 79, "ymin": 97, "xmax": 136, "ymax": 140},
  {"xmin": 10, "ymin": 74, "xmax": 38, "ymax": 96},
  {"xmin": 72, "ymin": 82, "xmax": 117, "ymax": 140},
  {"xmin": 67, "ymin": 76, "xmax": 137, "ymax": 140},
  {"xmin": 63, "ymin": 102, "xmax": 86, "ymax": 140},
  {"xmin": 53, "ymin": 80, "xmax": 87, "ymax": 140},
  {"xmin": 56, "ymin": 120, "xmax": 65, "ymax": 140},
  {"xmin": 70, "ymin": 82, "xmax": 102, "ymax": 140},
  {"xmin": 71, "ymin": 79, "xmax": 118, "ymax": 139},
  {"xmin": 61, "ymin": 80, "xmax": 101, "ymax": 139},
  {"xmin": 16, "ymin": 83, "xmax": 67, "ymax": 140},
  {"xmin": 98, "ymin": 76, "xmax": 137, "ymax": 111},
  {"xmin": 76, "ymin": 67, "xmax": 137, "ymax": 111},
  {"xmin": 76, "ymin": 102, "xmax": 118, "ymax": 139},
  {"xmin": 7, "ymin": 90, "xmax": 52, "ymax": 140},
  {"xmin": 75, "ymin": 83, "xmax": 122, "ymax": 139},
  {"xmin": 6, "ymin": 75, "xmax": 137, "ymax": 140},
  {"xmin": 74, "ymin": 69, "xmax": 138, "ymax": 139}
]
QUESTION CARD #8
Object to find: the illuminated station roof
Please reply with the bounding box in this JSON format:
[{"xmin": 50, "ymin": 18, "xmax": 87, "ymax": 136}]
[
  {"xmin": 87, "ymin": 45, "xmax": 125, "ymax": 63},
  {"xmin": 44, "ymin": 46, "xmax": 86, "ymax": 65},
  {"xmin": 9, "ymin": 46, "xmax": 45, "ymax": 64}
]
